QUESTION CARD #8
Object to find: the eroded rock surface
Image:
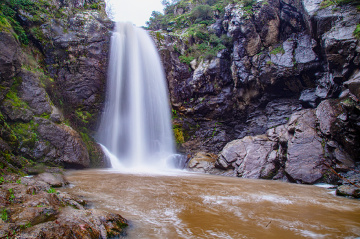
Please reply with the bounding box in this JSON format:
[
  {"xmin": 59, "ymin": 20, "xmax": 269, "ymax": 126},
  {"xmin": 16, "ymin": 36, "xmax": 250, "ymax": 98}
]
[{"xmin": 0, "ymin": 174, "xmax": 127, "ymax": 238}]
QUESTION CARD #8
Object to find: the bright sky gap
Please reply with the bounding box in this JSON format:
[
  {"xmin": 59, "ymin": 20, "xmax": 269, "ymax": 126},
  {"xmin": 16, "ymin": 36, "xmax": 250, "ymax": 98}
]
[{"xmin": 105, "ymin": 0, "xmax": 164, "ymax": 26}]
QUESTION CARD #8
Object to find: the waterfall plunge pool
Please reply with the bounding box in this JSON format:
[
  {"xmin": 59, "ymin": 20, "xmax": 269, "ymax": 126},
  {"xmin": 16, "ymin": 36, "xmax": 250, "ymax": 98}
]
[{"xmin": 61, "ymin": 169, "xmax": 360, "ymax": 239}]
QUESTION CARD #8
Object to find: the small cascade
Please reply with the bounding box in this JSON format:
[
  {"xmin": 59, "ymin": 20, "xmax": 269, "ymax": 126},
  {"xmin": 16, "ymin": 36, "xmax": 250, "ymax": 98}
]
[{"xmin": 97, "ymin": 22, "xmax": 176, "ymax": 171}]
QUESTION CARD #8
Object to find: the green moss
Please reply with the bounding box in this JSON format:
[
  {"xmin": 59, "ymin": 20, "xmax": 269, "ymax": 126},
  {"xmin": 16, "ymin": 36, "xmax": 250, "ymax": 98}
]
[
  {"xmin": 0, "ymin": 14, "xmax": 12, "ymax": 32},
  {"xmin": 173, "ymin": 125, "xmax": 185, "ymax": 144},
  {"xmin": 80, "ymin": 131, "xmax": 106, "ymax": 168},
  {"xmin": 270, "ymin": 46, "xmax": 285, "ymax": 55},
  {"xmin": 5, "ymin": 90, "xmax": 29, "ymax": 109},
  {"xmin": 1, "ymin": 208, "xmax": 8, "ymax": 221},
  {"xmin": 89, "ymin": 3, "xmax": 100, "ymax": 9},
  {"xmin": 354, "ymin": 24, "xmax": 360, "ymax": 39},
  {"xmin": 75, "ymin": 110, "xmax": 92, "ymax": 124},
  {"xmin": 0, "ymin": 0, "xmax": 60, "ymax": 45},
  {"xmin": 47, "ymin": 187, "xmax": 56, "ymax": 193},
  {"xmin": 155, "ymin": 31, "xmax": 165, "ymax": 41},
  {"xmin": 11, "ymin": 120, "xmax": 39, "ymax": 148},
  {"xmin": 320, "ymin": 0, "xmax": 360, "ymax": 9}
]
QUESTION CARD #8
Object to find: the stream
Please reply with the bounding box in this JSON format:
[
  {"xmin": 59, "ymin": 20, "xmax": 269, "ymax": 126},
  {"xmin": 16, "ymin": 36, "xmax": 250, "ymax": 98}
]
[{"xmin": 62, "ymin": 169, "xmax": 360, "ymax": 239}]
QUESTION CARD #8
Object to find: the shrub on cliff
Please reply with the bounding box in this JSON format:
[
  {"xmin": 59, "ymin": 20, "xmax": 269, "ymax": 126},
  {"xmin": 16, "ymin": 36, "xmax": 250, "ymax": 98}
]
[{"xmin": 190, "ymin": 5, "xmax": 213, "ymax": 22}]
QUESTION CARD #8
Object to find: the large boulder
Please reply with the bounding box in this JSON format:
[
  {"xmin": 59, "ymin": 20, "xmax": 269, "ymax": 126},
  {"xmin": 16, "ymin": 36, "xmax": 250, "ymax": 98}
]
[
  {"xmin": 36, "ymin": 118, "xmax": 90, "ymax": 168},
  {"xmin": 344, "ymin": 71, "xmax": 360, "ymax": 99},
  {"xmin": 285, "ymin": 110, "xmax": 327, "ymax": 184},
  {"xmin": 216, "ymin": 135, "xmax": 279, "ymax": 179}
]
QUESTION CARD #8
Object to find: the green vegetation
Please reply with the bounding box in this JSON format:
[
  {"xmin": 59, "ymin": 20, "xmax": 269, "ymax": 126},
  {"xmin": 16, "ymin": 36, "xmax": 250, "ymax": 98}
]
[
  {"xmin": 147, "ymin": 0, "xmax": 242, "ymax": 63},
  {"xmin": 0, "ymin": 0, "xmax": 61, "ymax": 44},
  {"xmin": 270, "ymin": 46, "xmax": 285, "ymax": 55},
  {"xmin": 75, "ymin": 109, "xmax": 92, "ymax": 124},
  {"xmin": 173, "ymin": 124, "xmax": 185, "ymax": 144},
  {"xmin": 1, "ymin": 208, "xmax": 8, "ymax": 221},
  {"xmin": 5, "ymin": 90, "xmax": 30, "ymax": 110},
  {"xmin": 20, "ymin": 222, "xmax": 32, "ymax": 229},
  {"xmin": 320, "ymin": 0, "xmax": 360, "ymax": 9},
  {"xmin": 212, "ymin": 122, "xmax": 221, "ymax": 137},
  {"xmin": 8, "ymin": 188, "xmax": 15, "ymax": 202},
  {"xmin": 80, "ymin": 131, "xmax": 107, "ymax": 168},
  {"xmin": 11, "ymin": 120, "xmax": 39, "ymax": 148},
  {"xmin": 354, "ymin": 24, "xmax": 360, "ymax": 39},
  {"xmin": 147, "ymin": 0, "xmax": 257, "ymax": 31},
  {"xmin": 47, "ymin": 187, "xmax": 56, "ymax": 194}
]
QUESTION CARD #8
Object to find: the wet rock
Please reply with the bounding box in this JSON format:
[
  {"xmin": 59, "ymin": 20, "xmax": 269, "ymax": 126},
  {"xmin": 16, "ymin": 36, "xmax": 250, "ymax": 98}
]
[
  {"xmin": 344, "ymin": 71, "xmax": 360, "ymax": 99},
  {"xmin": 294, "ymin": 33, "xmax": 317, "ymax": 64},
  {"xmin": 299, "ymin": 88, "xmax": 318, "ymax": 108},
  {"xmin": 188, "ymin": 152, "xmax": 217, "ymax": 173},
  {"xmin": 0, "ymin": 99, "xmax": 33, "ymax": 122},
  {"xmin": 18, "ymin": 70, "xmax": 52, "ymax": 116},
  {"xmin": 336, "ymin": 185, "xmax": 360, "ymax": 198},
  {"xmin": 216, "ymin": 135, "xmax": 279, "ymax": 179},
  {"xmin": 253, "ymin": 3, "xmax": 280, "ymax": 47},
  {"xmin": 36, "ymin": 118, "xmax": 89, "ymax": 168},
  {"xmin": 315, "ymin": 100, "xmax": 342, "ymax": 136},
  {"xmin": 34, "ymin": 173, "xmax": 68, "ymax": 187},
  {"xmin": 17, "ymin": 207, "xmax": 127, "ymax": 239},
  {"xmin": 0, "ymin": 32, "xmax": 22, "ymax": 101},
  {"xmin": 0, "ymin": 175, "xmax": 127, "ymax": 238},
  {"xmin": 285, "ymin": 110, "xmax": 327, "ymax": 184},
  {"xmin": 315, "ymin": 72, "xmax": 335, "ymax": 99},
  {"xmin": 320, "ymin": 7, "xmax": 360, "ymax": 78},
  {"xmin": 333, "ymin": 148, "xmax": 355, "ymax": 172},
  {"xmin": 270, "ymin": 40, "xmax": 294, "ymax": 68}
]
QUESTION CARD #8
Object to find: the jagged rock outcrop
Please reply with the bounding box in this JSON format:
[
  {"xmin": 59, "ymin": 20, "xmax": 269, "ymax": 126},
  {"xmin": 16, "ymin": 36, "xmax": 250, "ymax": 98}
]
[
  {"xmin": 151, "ymin": 0, "xmax": 360, "ymax": 192},
  {"xmin": 0, "ymin": 0, "xmax": 111, "ymax": 172},
  {"xmin": 214, "ymin": 98, "xmax": 358, "ymax": 185}
]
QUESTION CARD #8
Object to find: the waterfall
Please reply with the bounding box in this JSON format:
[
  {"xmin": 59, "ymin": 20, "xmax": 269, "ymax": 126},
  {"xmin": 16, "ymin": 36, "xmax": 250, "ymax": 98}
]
[{"xmin": 97, "ymin": 22, "xmax": 176, "ymax": 171}]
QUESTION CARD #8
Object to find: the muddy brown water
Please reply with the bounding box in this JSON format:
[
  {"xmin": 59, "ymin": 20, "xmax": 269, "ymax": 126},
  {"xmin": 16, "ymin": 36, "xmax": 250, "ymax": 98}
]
[{"xmin": 61, "ymin": 169, "xmax": 360, "ymax": 239}]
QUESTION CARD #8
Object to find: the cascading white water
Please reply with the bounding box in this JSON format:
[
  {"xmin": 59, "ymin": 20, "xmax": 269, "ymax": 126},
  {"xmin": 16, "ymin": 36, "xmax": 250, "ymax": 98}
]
[{"xmin": 97, "ymin": 22, "xmax": 176, "ymax": 171}]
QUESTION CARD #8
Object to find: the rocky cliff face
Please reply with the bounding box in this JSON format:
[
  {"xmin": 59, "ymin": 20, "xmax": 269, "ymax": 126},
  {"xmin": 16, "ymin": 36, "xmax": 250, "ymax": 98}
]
[
  {"xmin": 0, "ymin": 0, "xmax": 111, "ymax": 173},
  {"xmin": 151, "ymin": 0, "xmax": 360, "ymax": 194}
]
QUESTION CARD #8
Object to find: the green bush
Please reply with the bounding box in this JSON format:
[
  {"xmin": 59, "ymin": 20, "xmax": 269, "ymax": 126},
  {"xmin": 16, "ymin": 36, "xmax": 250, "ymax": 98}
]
[
  {"xmin": 354, "ymin": 24, "xmax": 360, "ymax": 39},
  {"xmin": 190, "ymin": 5, "xmax": 213, "ymax": 22},
  {"xmin": 179, "ymin": 55, "xmax": 195, "ymax": 65}
]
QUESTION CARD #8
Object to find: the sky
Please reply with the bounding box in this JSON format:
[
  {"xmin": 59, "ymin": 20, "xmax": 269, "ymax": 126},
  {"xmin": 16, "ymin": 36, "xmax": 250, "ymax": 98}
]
[{"xmin": 105, "ymin": 0, "xmax": 164, "ymax": 27}]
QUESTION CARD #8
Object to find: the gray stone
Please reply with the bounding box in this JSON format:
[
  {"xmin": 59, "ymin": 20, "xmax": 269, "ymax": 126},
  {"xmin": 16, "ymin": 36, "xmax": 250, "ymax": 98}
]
[
  {"xmin": 285, "ymin": 110, "xmax": 327, "ymax": 184},
  {"xmin": 336, "ymin": 185, "xmax": 360, "ymax": 198},
  {"xmin": 19, "ymin": 70, "xmax": 52, "ymax": 116},
  {"xmin": 344, "ymin": 71, "xmax": 360, "ymax": 99},
  {"xmin": 34, "ymin": 172, "xmax": 68, "ymax": 187},
  {"xmin": 270, "ymin": 40, "xmax": 294, "ymax": 68},
  {"xmin": 299, "ymin": 88, "xmax": 318, "ymax": 108},
  {"xmin": 1, "ymin": 99, "xmax": 33, "ymax": 122},
  {"xmin": 315, "ymin": 100, "xmax": 342, "ymax": 136},
  {"xmin": 36, "ymin": 118, "xmax": 89, "ymax": 168},
  {"xmin": 188, "ymin": 152, "xmax": 217, "ymax": 173},
  {"xmin": 294, "ymin": 33, "xmax": 317, "ymax": 64},
  {"xmin": 216, "ymin": 135, "xmax": 279, "ymax": 179}
]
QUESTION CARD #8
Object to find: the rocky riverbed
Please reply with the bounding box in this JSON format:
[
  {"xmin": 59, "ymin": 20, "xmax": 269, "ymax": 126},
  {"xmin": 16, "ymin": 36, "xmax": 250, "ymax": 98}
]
[{"xmin": 0, "ymin": 170, "xmax": 127, "ymax": 238}]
